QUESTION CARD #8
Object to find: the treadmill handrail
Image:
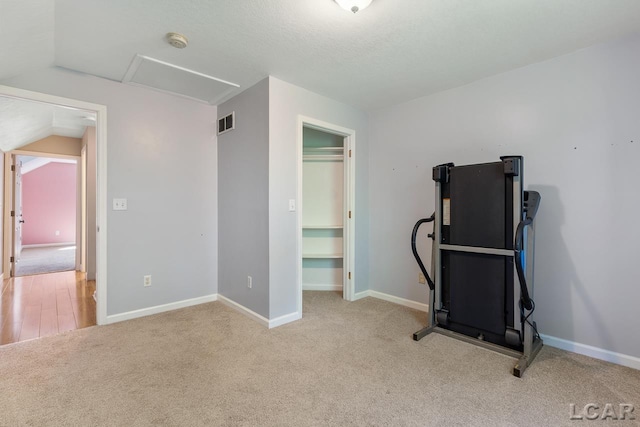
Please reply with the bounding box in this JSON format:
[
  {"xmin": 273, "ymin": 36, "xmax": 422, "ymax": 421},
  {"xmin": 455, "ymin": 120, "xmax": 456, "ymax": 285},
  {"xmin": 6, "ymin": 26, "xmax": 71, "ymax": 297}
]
[
  {"xmin": 514, "ymin": 191, "xmax": 541, "ymax": 311},
  {"xmin": 411, "ymin": 214, "xmax": 435, "ymax": 290}
]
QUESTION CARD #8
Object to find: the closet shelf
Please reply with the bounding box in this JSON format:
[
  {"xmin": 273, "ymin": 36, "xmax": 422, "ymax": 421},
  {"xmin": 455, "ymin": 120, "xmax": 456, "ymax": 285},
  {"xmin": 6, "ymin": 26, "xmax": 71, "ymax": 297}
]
[
  {"xmin": 302, "ymin": 225, "xmax": 343, "ymax": 229},
  {"xmin": 302, "ymin": 253, "xmax": 343, "ymax": 259},
  {"xmin": 303, "ymin": 155, "xmax": 343, "ymax": 161},
  {"xmin": 304, "ymin": 146, "xmax": 344, "ymax": 152}
]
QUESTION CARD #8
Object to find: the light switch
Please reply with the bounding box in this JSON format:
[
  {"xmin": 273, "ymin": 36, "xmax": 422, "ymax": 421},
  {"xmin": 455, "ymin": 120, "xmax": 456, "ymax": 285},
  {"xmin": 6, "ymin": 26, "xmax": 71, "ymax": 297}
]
[
  {"xmin": 113, "ymin": 198, "xmax": 128, "ymax": 210},
  {"xmin": 288, "ymin": 199, "xmax": 296, "ymax": 212}
]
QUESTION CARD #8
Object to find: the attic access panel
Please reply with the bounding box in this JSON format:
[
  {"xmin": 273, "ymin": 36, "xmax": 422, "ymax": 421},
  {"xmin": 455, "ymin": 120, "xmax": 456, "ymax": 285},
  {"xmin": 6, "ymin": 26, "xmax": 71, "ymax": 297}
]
[{"xmin": 122, "ymin": 55, "xmax": 239, "ymax": 105}]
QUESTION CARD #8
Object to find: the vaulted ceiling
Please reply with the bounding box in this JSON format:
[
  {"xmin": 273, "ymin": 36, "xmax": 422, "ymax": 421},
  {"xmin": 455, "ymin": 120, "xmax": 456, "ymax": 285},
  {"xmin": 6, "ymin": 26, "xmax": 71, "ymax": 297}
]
[{"xmin": 2, "ymin": 0, "xmax": 640, "ymax": 111}]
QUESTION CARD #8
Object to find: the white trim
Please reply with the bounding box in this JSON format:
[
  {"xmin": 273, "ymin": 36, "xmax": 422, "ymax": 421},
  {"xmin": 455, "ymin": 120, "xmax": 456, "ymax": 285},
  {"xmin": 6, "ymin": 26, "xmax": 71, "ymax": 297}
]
[
  {"xmin": 12, "ymin": 150, "xmax": 80, "ymax": 161},
  {"xmin": 106, "ymin": 294, "xmax": 218, "ymax": 324},
  {"xmin": 0, "ymin": 273, "xmax": 3, "ymax": 281},
  {"xmin": 302, "ymin": 284, "xmax": 343, "ymax": 291},
  {"xmin": 355, "ymin": 289, "xmax": 640, "ymax": 370},
  {"xmin": 353, "ymin": 290, "xmax": 371, "ymax": 301},
  {"xmin": 21, "ymin": 157, "xmax": 77, "ymax": 174},
  {"xmin": 297, "ymin": 115, "xmax": 356, "ymax": 320},
  {"xmin": 352, "ymin": 289, "xmax": 430, "ymax": 312},
  {"xmin": 296, "ymin": 118, "xmax": 304, "ymax": 318},
  {"xmin": 216, "ymin": 294, "xmax": 269, "ymax": 328},
  {"xmin": 540, "ymin": 334, "xmax": 640, "ymax": 371},
  {"xmin": 217, "ymin": 294, "xmax": 301, "ymax": 329},
  {"xmin": 0, "ymin": 86, "xmax": 108, "ymax": 324},
  {"xmin": 368, "ymin": 290, "xmax": 430, "ymax": 312},
  {"xmin": 22, "ymin": 242, "xmax": 75, "ymax": 249},
  {"xmin": 269, "ymin": 311, "xmax": 301, "ymax": 328},
  {"xmin": 95, "ymin": 98, "xmax": 108, "ymax": 326}
]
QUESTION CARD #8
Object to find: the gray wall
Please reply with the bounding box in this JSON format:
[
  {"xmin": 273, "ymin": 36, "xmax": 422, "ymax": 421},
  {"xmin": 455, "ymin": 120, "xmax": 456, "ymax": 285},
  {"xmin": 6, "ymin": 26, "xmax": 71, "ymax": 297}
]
[
  {"xmin": 268, "ymin": 77, "xmax": 369, "ymax": 319},
  {"xmin": 368, "ymin": 34, "xmax": 640, "ymax": 358},
  {"xmin": 217, "ymin": 78, "xmax": 270, "ymax": 317},
  {"xmin": 3, "ymin": 67, "xmax": 218, "ymax": 316}
]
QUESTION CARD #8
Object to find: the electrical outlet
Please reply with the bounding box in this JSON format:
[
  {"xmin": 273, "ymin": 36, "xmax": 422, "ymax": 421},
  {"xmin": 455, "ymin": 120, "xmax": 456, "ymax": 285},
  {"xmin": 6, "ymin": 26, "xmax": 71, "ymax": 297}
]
[
  {"xmin": 144, "ymin": 275, "xmax": 152, "ymax": 287},
  {"xmin": 113, "ymin": 198, "xmax": 128, "ymax": 211},
  {"xmin": 247, "ymin": 275, "xmax": 252, "ymax": 289},
  {"xmin": 55, "ymin": 230, "xmax": 60, "ymax": 236},
  {"xmin": 418, "ymin": 273, "xmax": 426, "ymax": 284}
]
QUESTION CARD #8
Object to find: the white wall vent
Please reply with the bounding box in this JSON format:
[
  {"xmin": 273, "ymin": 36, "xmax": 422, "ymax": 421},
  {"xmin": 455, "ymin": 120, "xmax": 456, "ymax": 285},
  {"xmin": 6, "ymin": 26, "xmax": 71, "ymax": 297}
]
[{"xmin": 218, "ymin": 112, "xmax": 235, "ymax": 135}]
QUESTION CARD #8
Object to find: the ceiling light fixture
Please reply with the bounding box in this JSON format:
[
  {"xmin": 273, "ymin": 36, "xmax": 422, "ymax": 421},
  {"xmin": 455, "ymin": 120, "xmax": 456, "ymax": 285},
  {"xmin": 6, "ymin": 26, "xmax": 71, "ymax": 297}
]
[
  {"xmin": 166, "ymin": 32, "xmax": 188, "ymax": 49},
  {"xmin": 335, "ymin": 0, "xmax": 372, "ymax": 13}
]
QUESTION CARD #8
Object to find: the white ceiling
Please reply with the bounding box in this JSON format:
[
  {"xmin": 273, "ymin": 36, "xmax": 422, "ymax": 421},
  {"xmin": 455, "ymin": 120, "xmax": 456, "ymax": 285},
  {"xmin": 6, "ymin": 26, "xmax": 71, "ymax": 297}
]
[
  {"xmin": 0, "ymin": 97, "xmax": 94, "ymax": 151},
  {"xmin": 0, "ymin": 0, "xmax": 54, "ymax": 82},
  {"xmin": 2, "ymin": 0, "xmax": 640, "ymax": 110}
]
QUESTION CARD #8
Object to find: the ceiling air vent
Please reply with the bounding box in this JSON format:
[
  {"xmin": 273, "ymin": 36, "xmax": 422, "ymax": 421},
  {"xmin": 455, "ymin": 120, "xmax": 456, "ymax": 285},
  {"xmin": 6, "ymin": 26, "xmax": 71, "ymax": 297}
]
[
  {"xmin": 122, "ymin": 54, "xmax": 239, "ymax": 104},
  {"xmin": 218, "ymin": 112, "xmax": 235, "ymax": 135}
]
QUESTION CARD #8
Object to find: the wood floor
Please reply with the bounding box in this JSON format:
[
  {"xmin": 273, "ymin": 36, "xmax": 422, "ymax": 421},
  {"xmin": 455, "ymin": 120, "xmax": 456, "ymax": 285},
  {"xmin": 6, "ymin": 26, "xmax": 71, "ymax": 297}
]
[{"xmin": 0, "ymin": 271, "xmax": 96, "ymax": 345}]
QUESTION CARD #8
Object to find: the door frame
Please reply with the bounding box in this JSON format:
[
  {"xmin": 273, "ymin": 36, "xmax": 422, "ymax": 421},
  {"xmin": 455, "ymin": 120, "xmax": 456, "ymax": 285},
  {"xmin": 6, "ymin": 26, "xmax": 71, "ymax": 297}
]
[
  {"xmin": 7, "ymin": 152, "xmax": 81, "ymax": 275},
  {"xmin": 0, "ymin": 85, "xmax": 108, "ymax": 325},
  {"xmin": 296, "ymin": 115, "xmax": 356, "ymax": 315},
  {"xmin": 11, "ymin": 156, "xmax": 23, "ymax": 270},
  {"xmin": 79, "ymin": 145, "xmax": 87, "ymax": 272}
]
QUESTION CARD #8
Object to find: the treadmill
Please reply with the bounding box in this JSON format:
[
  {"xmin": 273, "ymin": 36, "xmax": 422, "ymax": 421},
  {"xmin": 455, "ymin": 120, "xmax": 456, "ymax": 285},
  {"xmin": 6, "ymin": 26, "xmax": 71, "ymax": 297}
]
[{"xmin": 411, "ymin": 156, "xmax": 542, "ymax": 377}]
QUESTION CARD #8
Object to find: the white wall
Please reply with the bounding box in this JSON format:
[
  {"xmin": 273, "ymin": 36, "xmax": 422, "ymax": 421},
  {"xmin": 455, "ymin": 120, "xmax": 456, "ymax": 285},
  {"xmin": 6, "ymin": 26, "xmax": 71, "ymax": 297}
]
[
  {"xmin": 218, "ymin": 78, "xmax": 270, "ymax": 317},
  {"xmin": 368, "ymin": 34, "xmax": 640, "ymax": 358},
  {"xmin": 3, "ymin": 67, "xmax": 218, "ymax": 316},
  {"xmin": 268, "ymin": 77, "xmax": 369, "ymax": 319}
]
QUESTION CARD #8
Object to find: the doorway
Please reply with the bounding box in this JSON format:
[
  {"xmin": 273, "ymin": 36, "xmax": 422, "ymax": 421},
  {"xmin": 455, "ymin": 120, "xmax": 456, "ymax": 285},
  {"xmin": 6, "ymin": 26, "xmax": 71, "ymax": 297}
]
[
  {"xmin": 297, "ymin": 116, "xmax": 356, "ymax": 315},
  {"xmin": 0, "ymin": 85, "xmax": 107, "ymax": 326},
  {"xmin": 12, "ymin": 155, "xmax": 78, "ymax": 277}
]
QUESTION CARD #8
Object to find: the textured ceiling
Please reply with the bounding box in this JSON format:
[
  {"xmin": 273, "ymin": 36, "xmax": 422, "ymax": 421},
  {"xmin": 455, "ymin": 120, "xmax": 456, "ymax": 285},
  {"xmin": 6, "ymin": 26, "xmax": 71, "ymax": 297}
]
[
  {"xmin": 0, "ymin": 0, "xmax": 55, "ymax": 82},
  {"xmin": 0, "ymin": 97, "xmax": 94, "ymax": 151},
  {"xmin": 2, "ymin": 0, "xmax": 640, "ymax": 110}
]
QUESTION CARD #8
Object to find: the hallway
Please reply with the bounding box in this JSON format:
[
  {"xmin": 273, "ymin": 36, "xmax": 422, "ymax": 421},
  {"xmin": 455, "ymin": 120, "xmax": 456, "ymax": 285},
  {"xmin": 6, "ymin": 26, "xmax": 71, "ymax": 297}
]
[{"xmin": 0, "ymin": 271, "xmax": 95, "ymax": 345}]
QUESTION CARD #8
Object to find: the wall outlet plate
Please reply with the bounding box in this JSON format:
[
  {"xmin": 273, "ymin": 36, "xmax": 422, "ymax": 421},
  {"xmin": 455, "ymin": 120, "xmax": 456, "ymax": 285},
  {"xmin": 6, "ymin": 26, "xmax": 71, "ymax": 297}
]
[
  {"xmin": 113, "ymin": 198, "xmax": 128, "ymax": 210},
  {"xmin": 418, "ymin": 273, "xmax": 426, "ymax": 284}
]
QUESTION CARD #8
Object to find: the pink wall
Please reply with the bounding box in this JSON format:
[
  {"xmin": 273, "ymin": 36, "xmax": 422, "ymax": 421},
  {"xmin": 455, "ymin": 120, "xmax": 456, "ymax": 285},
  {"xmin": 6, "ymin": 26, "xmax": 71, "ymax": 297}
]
[{"xmin": 22, "ymin": 161, "xmax": 77, "ymax": 245}]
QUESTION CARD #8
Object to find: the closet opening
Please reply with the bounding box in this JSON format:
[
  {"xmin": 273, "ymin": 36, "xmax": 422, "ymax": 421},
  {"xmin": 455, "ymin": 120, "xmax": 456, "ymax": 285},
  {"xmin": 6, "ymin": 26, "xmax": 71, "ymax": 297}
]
[{"xmin": 297, "ymin": 117, "xmax": 355, "ymax": 315}]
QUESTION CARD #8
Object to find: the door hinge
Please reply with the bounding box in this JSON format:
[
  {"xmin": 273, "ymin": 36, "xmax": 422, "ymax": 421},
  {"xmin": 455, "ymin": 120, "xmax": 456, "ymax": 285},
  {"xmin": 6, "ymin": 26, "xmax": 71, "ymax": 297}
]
[
  {"xmin": 349, "ymin": 149, "xmax": 351, "ymax": 158},
  {"xmin": 348, "ymin": 211, "xmax": 351, "ymax": 219},
  {"xmin": 10, "ymin": 165, "xmax": 15, "ymax": 172},
  {"xmin": 348, "ymin": 272, "xmax": 351, "ymax": 280},
  {"xmin": 10, "ymin": 256, "xmax": 14, "ymax": 262},
  {"xmin": 11, "ymin": 210, "xmax": 14, "ymax": 217}
]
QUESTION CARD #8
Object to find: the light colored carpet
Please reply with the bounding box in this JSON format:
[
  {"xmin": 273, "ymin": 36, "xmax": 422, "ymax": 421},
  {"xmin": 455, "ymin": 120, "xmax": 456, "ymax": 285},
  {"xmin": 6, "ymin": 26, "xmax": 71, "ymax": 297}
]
[
  {"xmin": 15, "ymin": 245, "xmax": 76, "ymax": 276},
  {"xmin": 0, "ymin": 291, "xmax": 638, "ymax": 426}
]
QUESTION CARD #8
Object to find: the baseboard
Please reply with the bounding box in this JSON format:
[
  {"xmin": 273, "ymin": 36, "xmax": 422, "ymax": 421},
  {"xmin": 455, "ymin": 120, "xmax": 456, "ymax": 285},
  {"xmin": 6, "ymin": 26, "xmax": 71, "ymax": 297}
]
[
  {"xmin": 357, "ymin": 292, "xmax": 639, "ymax": 370},
  {"xmin": 269, "ymin": 311, "xmax": 301, "ymax": 328},
  {"xmin": 540, "ymin": 334, "xmax": 640, "ymax": 371},
  {"xmin": 366, "ymin": 290, "xmax": 429, "ymax": 312},
  {"xmin": 216, "ymin": 294, "xmax": 269, "ymax": 328},
  {"xmin": 353, "ymin": 290, "xmax": 371, "ymax": 301},
  {"xmin": 22, "ymin": 242, "xmax": 75, "ymax": 249},
  {"xmin": 106, "ymin": 294, "xmax": 218, "ymax": 324},
  {"xmin": 303, "ymin": 284, "xmax": 343, "ymax": 291}
]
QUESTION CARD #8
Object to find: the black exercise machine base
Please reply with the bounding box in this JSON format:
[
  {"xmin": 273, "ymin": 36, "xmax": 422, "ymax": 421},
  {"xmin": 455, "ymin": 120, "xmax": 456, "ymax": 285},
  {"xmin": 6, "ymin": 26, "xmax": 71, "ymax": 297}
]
[{"xmin": 413, "ymin": 324, "xmax": 543, "ymax": 378}]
